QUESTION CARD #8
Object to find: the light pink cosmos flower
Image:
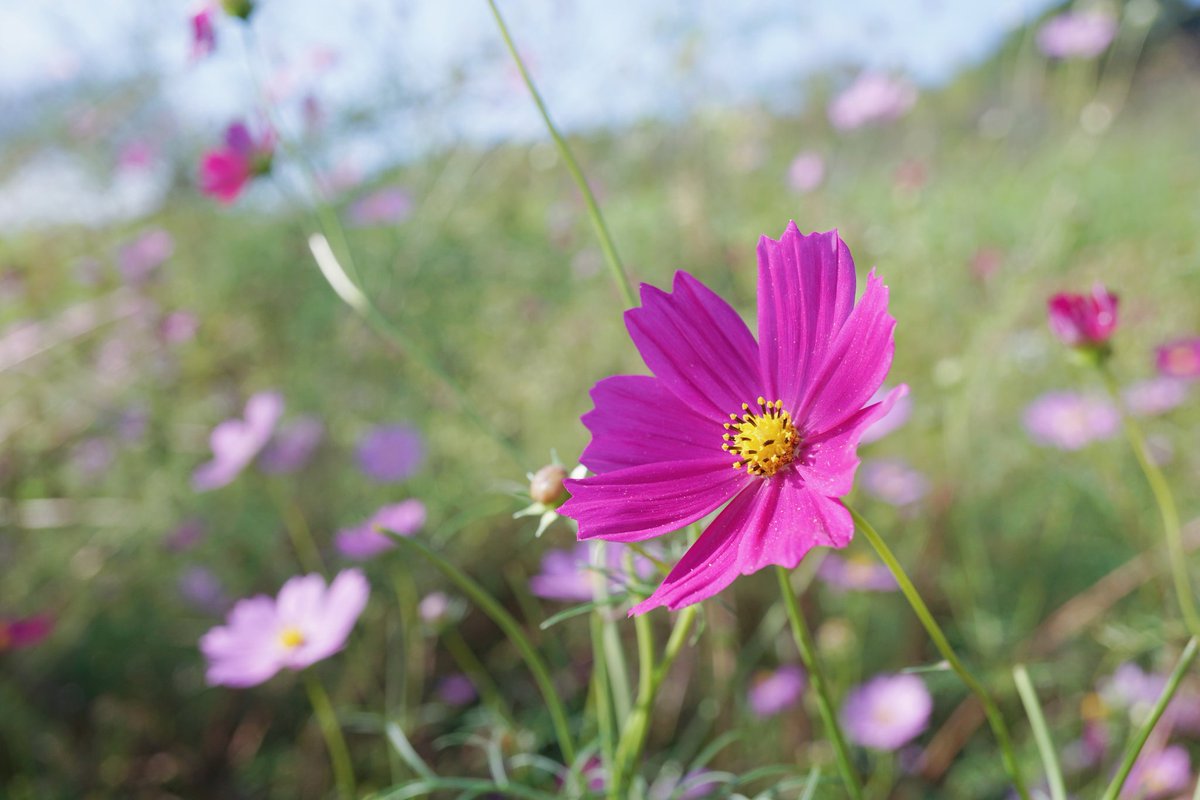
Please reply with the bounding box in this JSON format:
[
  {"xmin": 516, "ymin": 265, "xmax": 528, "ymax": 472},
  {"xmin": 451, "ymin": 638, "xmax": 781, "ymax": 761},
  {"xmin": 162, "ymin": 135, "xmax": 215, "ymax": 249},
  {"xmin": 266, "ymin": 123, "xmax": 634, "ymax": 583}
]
[
  {"xmin": 259, "ymin": 417, "xmax": 324, "ymax": 474},
  {"xmin": 192, "ymin": 392, "xmax": 284, "ymax": 491},
  {"xmin": 787, "ymin": 152, "xmax": 825, "ymax": 193},
  {"xmin": 190, "ymin": 4, "xmax": 217, "ymax": 60},
  {"xmin": 860, "ymin": 458, "xmax": 929, "ymax": 506},
  {"xmin": 561, "ymin": 224, "xmax": 904, "ymax": 615},
  {"xmin": 841, "ymin": 673, "xmax": 932, "ymax": 751},
  {"xmin": 1121, "ymin": 745, "xmax": 1191, "ymax": 800},
  {"xmin": 817, "ymin": 553, "xmax": 897, "ymax": 592},
  {"xmin": 529, "ymin": 542, "xmax": 655, "ymax": 603},
  {"xmin": 1037, "ymin": 11, "xmax": 1118, "ymax": 60},
  {"xmin": 347, "ymin": 186, "xmax": 414, "ymax": 227},
  {"xmin": 117, "ymin": 228, "xmax": 174, "ymax": 285},
  {"xmin": 1023, "ymin": 391, "xmax": 1119, "ymax": 451},
  {"xmin": 859, "ymin": 386, "xmax": 911, "ymax": 444},
  {"xmin": 1156, "ymin": 337, "xmax": 1200, "ymax": 380},
  {"xmin": 356, "ymin": 424, "xmax": 424, "ymax": 483},
  {"xmin": 747, "ymin": 664, "xmax": 806, "ymax": 717},
  {"xmin": 198, "ymin": 121, "xmax": 274, "ymax": 204},
  {"xmin": 0, "ymin": 614, "xmax": 54, "ymax": 651},
  {"xmin": 828, "ymin": 74, "xmax": 917, "ymax": 131},
  {"xmin": 334, "ymin": 499, "xmax": 426, "ymax": 560},
  {"xmin": 160, "ymin": 311, "xmax": 199, "ymax": 345},
  {"xmin": 1123, "ymin": 378, "xmax": 1190, "ymax": 417},
  {"xmin": 1047, "ymin": 284, "xmax": 1118, "ymax": 349},
  {"xmin": 200, "ymin": 569, "xmax": 368, "ymax": 687}
]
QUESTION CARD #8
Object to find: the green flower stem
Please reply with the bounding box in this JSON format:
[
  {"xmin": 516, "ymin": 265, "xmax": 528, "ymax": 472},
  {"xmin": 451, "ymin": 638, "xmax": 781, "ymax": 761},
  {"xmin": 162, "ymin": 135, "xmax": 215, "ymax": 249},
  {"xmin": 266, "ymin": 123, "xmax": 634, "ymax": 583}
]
[
  {"xmin": 485, "ymin": 0, "xmax": 637, "ymax": 309},
  {"xmin": 848, "ymin": 504, "xmax": 1030, "ymax": 800},
  {"xmin": 1099, "ymin": 364, "xmax": 1200, "ymax": 638},
  {"xmin": 265, "ymin": 480, "xmax": 325, "ymax": 575},
  {"xmin": 303, "ymin": 671, "xmax": 356, "ymax": 799},
  {"xmin": 1100, "ymin": 636, "xmax": 1199, "ymax": 800},
  {"xmin": 1012, "ymin": 665, "xmax": 1066, "ymax": 800},
  {"xmin": 610, "ymin": 605, "xmax": 698, "ymax": 795},
  {"xmin": 381, "ymin": 531, "xmax": 576, "ymax": 764},
  {"xmin": 592, "ymin": 543, "xmax": 632, "ymax": 726},
  {"xmin": 775, "ymin": 566, "xmax": 863, "ymax": 800},
  {"xmin": 589, "ymin": 613, "xmax": 617, "ymax": 793}
]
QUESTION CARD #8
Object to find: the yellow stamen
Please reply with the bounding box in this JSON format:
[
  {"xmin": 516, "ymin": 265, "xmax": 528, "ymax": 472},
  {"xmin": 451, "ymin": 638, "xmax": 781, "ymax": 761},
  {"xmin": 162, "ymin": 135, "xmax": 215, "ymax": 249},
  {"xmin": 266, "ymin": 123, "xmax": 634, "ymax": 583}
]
[
  {"xmin": 722, "ymin": 397, "xmax": 800, "ymax": 477},
  {"xmin": 279, "ymin": 626, "xmax": 306, "ymax": 649}
]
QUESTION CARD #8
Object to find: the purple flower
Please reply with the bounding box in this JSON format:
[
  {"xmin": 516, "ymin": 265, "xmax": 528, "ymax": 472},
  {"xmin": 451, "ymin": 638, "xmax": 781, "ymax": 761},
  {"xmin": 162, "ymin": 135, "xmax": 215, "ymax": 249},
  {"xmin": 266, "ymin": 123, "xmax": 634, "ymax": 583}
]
[
  {"xmin": 1100, "ymin": 662, "xmax": 1165, "ymax": 711},
  {"xmin": 0, "ymin": 614, "xmax": 53, "ymax": 651},
  {"xmin": 860, "ymin": 458, "xmax": 929, "ymax": 506},
  {"xmin": 1123, "ymin": 378, "xmax": 1189, "ymax": 417},
  {"xmin": 859, "ymin": 386, "xmax": 911, "ymax": 444},
  {"xmin": 817, "ymin": 553, "xmax": 897, "ymax": 592},
  {"xmin": 1037, "ymin": 11, "xmax": 1118, "ymax": 60},
  {"xmin": 1122, "ymin": 745, "xmax": 1191, "ymax": 800},
  {"xmin": 178, "ymin": 566, "xmax": 228, "ymax": 614},
  {"xmin": 160, "ymin": 311, "xmax": 199, "ymax": 345},
  {"xmin": 1047, "ymin": 284, "xmax": 1118, "ymax": 349},
  {"xmin": 192, "ymin": 392, "xmax": 284, "ymax": 491},
  {"xmin": 841, "ymin": 674, "xmax": 932, "ymax": 751},
  {"xmin": 561, "ymin": 224, "xmax": 903, "ymax": 615},
  {"xmin": 1023, "ymin": 391, "xmax": 1119, "ymax": 451},
  {"xmin": 190, "ymin": 4, "xmax": 216, "ymax": 59},
  {"xmin": 199, "ymin": 569, "xmax": 369, "ymax": 688},
  {"xmin": 787, "ymin": 152, "xmax": 825, "ymax": 193},
  {"xmin": 356, "ymin": 424, "xmax": 423, "ymax": 483},
  {"xmin": 529, "ymin": 542, "xmax": 655, "ymax": 603},
  {"xmin": 259, "ymin": 416, "xmax": 324, "ymax": 474},
  {"xmin": 747, "ymin": 664, "xmax": 806, "ymax": 717},
  {"xmin": 347, "ymin": 187, "xmax": 413, "ymax": 227},
  {"xmin": 334, "ymin": 499, "xmax": 427, "ymax": 560},
  {"xmin": 166, "ymin": 518, "xmax": 207, "ymax": 552},
  {"xmin": 1156, "ymin": 337, "xmax": 1200, "ymax": 380},
  {"xmin": 828, "ymin": 74, "xmax": 917, "ymax": 131},
  {"xmin": 71, "ymin": 437, "xmax": 115, "ymax": 476},
  {"xmin": 436, "ymin": 673, "xmax": 477, "ymax": 706},
  {"xmin": 117, "ymin": 229, "xmax": 174, "ymax": 285}
]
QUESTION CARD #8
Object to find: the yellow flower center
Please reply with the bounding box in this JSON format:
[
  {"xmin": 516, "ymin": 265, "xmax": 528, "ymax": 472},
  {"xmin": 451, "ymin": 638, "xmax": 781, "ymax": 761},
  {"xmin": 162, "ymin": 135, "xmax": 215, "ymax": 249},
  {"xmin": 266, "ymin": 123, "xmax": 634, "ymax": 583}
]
[
  {"xmin": 722, "ymin": 397, "xmax": 799, "ymax": 477},
  {"xmin": 279, "ymin": 626, "xmax": 306, "ymax": 650}
]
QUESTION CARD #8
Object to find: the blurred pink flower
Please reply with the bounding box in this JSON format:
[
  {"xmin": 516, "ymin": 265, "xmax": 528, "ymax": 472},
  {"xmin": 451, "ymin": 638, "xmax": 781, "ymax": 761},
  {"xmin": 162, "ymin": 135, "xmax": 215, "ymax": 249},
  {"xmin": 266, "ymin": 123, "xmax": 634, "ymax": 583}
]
[
  {"xmin": 786, "ymin": 152, "xmax": 825, "ymax": 193},
  {"xmin": 179, "ymin": 566, "xmax": 228, "ymax": 614},
  {"xmin": 436, "ymin": 673, "xmax": 477, "ymax": 706},
  {"xmin": 1037, "ymin": 11, "xmax": 1118, "ymax": 59},
  {"xmin": 198, "ymin": 121, "xmax": 274, "ymax": 204},
  {"xmin": 259, "ymin": 416, "xmax": 324, "ymax": 474},
  {"xmin": 1156, "ymin": 337, "xmax": 1200, "ymax": 380},
  {"xmin": 190, "ymin": 4, "xmax": 217, "ymax": 60},
  {"xmin": 117, "ymin": 228, "xmax": 174, "ymax": 285},
  {"xmin": 117, "ymin": 139, "xmax": 158, "ymax": 172},
  {"xmin": 841, "ymin": 674, "xmax": 932, "ymax": 750},
  {"xmin": 1123, "ymin": 378, "xmax": 1189, "ymax": 417},
  {"xmin": 970, "ymin": 247, "xmax": 1004, "ymax": 282},
  {"xmin": 200, "ymin": 569, "xmax": 368, "ymax": 687},
  {"xmin": 347, "ymin": 187, "xmax": 414, "ymax": 227},
  {"xmin": 418, "ymin": 592, "xmax": 450, "ymax": 625},
  {"xmin": 356, "ymin": 424, "xmax": 423, "ymax": 482},
  {"xmin": 1047, "ymin": 284, "xmax": 1118, "ymax": 349},
  {"xmin": 0, "ymin": 614, "xmax": 53, "ymax": 651},
  {"xmin": 166, "ymin": 518, "xmax": 207, "ymax": 552},
  {"xmin": 817, "ymin": 553, "xmax": 897, "ymax": 592},
  {"xmin": 71, "ymin": 437, "xmax": 115, "ymax": 476},
  {"xmin": 192, "ymin": 392, "xmax": 284, "ymax": 491},
  {"xmin": 1023, "ymin": 391, "xmax": 1119, "ymax": 450},
  {"xmin": 160, "ymin": 311, "xmax": 199, "ymax": 345},
  {"xmin": 1121, "ymin": 745, "xmax": 1190, "ymax": 800},
  {"xmin": 747, "ymin": 664, "xmax": 806, "ymax": 717},
  {"xmin": 859, "ymin": 386, "xmax": 911, "ymax": 444},
  {"xmin": 529, "ymin": 542, "xmax": 655, "ymax": 603},
  {"xmin": 334, "ymin": 499, "xmax": 427, "ymax": 560},
  {"xmin": 828, "ymin": 73, "xmax": 916, "ymax": 131},
  {"xmin": 860, "ymin": 458, "xmax": 929, "ymax": 506}
]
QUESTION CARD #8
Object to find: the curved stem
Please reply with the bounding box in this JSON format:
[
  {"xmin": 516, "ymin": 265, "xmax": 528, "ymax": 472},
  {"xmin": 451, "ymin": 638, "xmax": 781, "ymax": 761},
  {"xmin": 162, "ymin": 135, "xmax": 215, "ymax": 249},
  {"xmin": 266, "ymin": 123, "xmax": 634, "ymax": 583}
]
[
  {"xmin": 848, "ymin": 504, "xmax": 1030, "ymax": 800},
  {"xmin": 303, "ymin": 671, "xmax": 356, "ymax": 799},
  {"xmin": 265, "ymin": 479, "xmax": 325, "ymax": 574},
  {"xmin": 1012, "ymin": 665, "xmax": 1066, "ymax": 800},
  {"xmin": 381, "ymin": 531, "xmax": 576, "ymax": 764},
  {"xmin": 611, "ymin": 605, "xmax": 698, "ymax": 794},
  {"xmin": 485, "ymin": 0, "xmax": 636, "ymax": 309},
  {"xmin": 775, "ymin": 566, "xmax": 863, "ymax": 800},
  {"xmin": 1098, "ymin": 364, "xmax": 1200, "ymax": 638},
  {"xmin": 1100, "ymin": 636, "xmax": 1198, "ymax": 800}
]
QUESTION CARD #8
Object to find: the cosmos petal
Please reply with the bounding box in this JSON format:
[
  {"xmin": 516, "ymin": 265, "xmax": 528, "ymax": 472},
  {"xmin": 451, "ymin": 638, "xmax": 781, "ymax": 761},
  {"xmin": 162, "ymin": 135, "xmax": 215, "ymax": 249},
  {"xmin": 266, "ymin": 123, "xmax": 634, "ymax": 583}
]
[
  {"xmin": 625, "ymin": 271, "xmax": 762, "ymax": 419},
  {"xmin": 733, "ymin": 472, "xmax": 853, "ymax": 574},
  {"xmin": 796, "ymin": 385, "xmax": 908, "ymax": 497},
  {"xmin": 562, "ymin": 456, "xmax": 750, "ymax": 543}
]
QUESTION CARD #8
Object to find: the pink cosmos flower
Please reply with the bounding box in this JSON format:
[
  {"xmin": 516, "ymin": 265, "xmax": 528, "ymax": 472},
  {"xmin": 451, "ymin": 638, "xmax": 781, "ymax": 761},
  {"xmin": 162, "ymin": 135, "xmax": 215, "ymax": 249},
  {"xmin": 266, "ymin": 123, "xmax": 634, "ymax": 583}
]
[
  {"xmin": 436, "ymin": 673, "xmax": 477, "ymax": 706},
  {"xmin": 1047, "ymin": 284, "xmax": 1118, "ymax": 349},
  {"xmin": 1121, "ymin": 745, "xmax": 1191, "ymax": 800},
  {"xmin": 259, "ymin": 416, "xmax": 324, "ymax": 474},
  {"xmin": 860, "ymin": 458, "xmax": 929, "ymax": 506},
  {"xmin": 529, "ymin": 542, "xmax": 654, "ymax": 603},
  {"xmin": 1156, "ymin": 337, "xmax": 1200, "ymax": 380},
  {"xmin": 1037, "ymin": 11, "xmax": 1118, "ymax": 60},
  {"xmin": 198, "ymin": 121, "xmax": 274, "ymax": 204},
  {"xmin": 356, "ymin": 424, "xmax": 424, "ymax": 482},
  {"xmin": 200, "ymin": 569, "xmax": 369, "ymax": 687},
  {"xmin": 859, "ymin": 386, "xmax": 911, "ymax": 444},
  {"xmin": 1023, "ymin": 391, "xmax": 1119, "ymax": 451},
  {"xmin": 747, "ymin": 664, "xmax": 806, "ymax": 717},
  {"xmin": 560, "ymin": 224, "xmax": 903, "ymax": 615},
  {"xmin": 334, "ymin": 499, "xmax": 427, "ymax": 560},
  {"xmin": 828, "ymin": 74, "xmax": 917, "ymax": 131},
  {"xmin": 116, "ymin": 228, "xmax": 174, "ymax": 285},
  {"xmin": 787, "ymin": 152, "xmax": 825, "ymax": 193},
  {"xmin": 1123, "ymin": 378, "xmax": 1190, "ymax": 417},
  {"xmin": 817, "ymin": 553, "xmax": 898, "ymax": 592},
  {"xmin": 192, "ymin": 392, "xmax": 284, "ymax": 491},
  {"xmin": 190, "ymin": 5, "xmax": 217, "ymax": 60},
  {"xmin": 166, "ymin": 518, "xmax": 207, "ymax": 551},
  {"xmin": 160, "ymin": 311, "xmax": 199, "ymax": 345},
  {"xmin": 0, "ymin": 615, "xmax": 54, "ymax": 651},
  {"xmin": 841, "ymin": 673, "xmax": 932, "ymax": 751},
  {"xmin": 347, "ymin": 186, "xmax": 414, "ymax": 227}
]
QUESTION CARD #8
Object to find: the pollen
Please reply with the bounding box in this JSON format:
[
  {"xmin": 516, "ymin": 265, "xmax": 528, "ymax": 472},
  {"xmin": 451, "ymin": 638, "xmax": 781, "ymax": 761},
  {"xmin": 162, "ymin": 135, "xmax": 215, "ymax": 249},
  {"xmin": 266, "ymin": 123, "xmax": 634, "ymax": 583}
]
[
  {"xmin": 279, "ymin": 626, "xmax": 306, "ymax": 649},
  {"xmin": 722, "ymin": 397, "xmax": 800, "ymax": 477}
]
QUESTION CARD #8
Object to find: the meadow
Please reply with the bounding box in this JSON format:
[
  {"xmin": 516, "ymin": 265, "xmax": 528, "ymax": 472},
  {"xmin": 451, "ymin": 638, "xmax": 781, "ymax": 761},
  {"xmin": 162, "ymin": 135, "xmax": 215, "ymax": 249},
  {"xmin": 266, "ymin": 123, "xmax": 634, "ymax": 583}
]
[{"xmin": 2, "ymin": 3, "xmax": 1200, "ymax": 798}]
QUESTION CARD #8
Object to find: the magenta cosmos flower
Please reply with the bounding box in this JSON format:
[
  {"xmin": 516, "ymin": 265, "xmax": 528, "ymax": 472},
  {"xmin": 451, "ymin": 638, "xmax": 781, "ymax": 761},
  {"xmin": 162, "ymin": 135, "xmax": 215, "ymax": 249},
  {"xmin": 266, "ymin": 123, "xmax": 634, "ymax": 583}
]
[
  {"xmin": 1157, "ymin": 337, "xmax": 1200, "ymax": 379},
  {"xmin": 0, "ymin": 614, "xmax": 54, "ymax": 651},
  {"xmin": 560, "ymin": 224, "xmax": 904, "ymax": 615},
  {"xmin": 1037, "ymin": 11, "xmax": 1118, "ymax": 60},
  {"xmin": 841, "ymin": 673, "xmax": 932, "ymax": 751},
  {"xmin": 200, "ymin": 569, "xmax": 369, "ymax": 687},
  {"xmin": 1047, "ymin": 284, "xmax": 1118, "ymax": 349},
  {"xmin": 198, "ymin": 121, "xmax": 274, "ymax": 204},
  {"xmin": 192, "ymin": 391, "xmax": 284, "ymax": 491},
  {"xmin": 190, "ymin": 4, "xmax": 216, "ymax": 60}
]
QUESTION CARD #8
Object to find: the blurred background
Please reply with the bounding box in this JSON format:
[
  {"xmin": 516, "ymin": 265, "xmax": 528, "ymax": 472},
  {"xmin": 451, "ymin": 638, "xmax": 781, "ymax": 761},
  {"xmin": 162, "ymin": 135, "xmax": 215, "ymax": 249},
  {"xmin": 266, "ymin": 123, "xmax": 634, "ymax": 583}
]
[{"xmin": 3, "ymin": 1, "xmax": 1200, "ymax": 797}]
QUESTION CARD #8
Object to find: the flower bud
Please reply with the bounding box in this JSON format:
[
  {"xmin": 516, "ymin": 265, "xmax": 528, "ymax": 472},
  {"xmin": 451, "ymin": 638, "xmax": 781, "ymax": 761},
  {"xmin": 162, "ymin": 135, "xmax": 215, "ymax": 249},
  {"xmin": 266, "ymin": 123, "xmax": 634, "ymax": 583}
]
[
  {"xmin": 529, "ymin": 464, "xmax": 568, "ymax": 506},
  {"xmin": 220, "ymin": 0, "xmax": 255, "ymax": 20},
  {"xmin": 1047, "ymin": 284, "xmax": 1118, "ymax": 352}
]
